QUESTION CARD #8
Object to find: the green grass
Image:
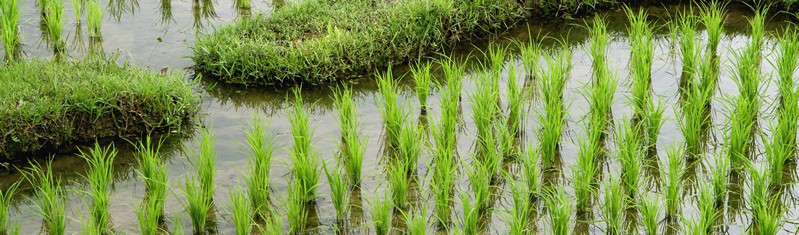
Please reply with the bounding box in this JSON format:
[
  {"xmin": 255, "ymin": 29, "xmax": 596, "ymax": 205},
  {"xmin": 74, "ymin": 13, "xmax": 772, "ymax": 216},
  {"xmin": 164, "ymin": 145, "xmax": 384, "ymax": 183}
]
[
  {"xmin": 460, "ymin": 192, "xmax": 478, "ymax": 235},
  {"xmin": 285, "ymin": 179, "xmax": 308, "ymax": 234},
  {"xmin": 377, "ymin": 68, "xmax": 405, "ymax": 148},
  {"xmin": 677, "ymin": 9, "xmax": 699, "ymax": 88},
  {"xmin": 519, "ymin": 38, "xmax": 542, "ymax": 83},
  {"xmin": 182, "ymin": 176, "xmax": 211, "ymax": 233},
  {"xmin": 287, "ymin": 88, "xmax": 321, "ymax": 203},
  {"xmin": 537, "ymin": 49, "xmax": 571, "ymax": 169},
  {"xmin": 573, "ymin": 130, "xmax": 599, "ymax": 210},
  {"xmin": 403, "ymin": 203, "xmax": 427, "ymax": 235},
  {"xmin": 333, "ymin": 86, "xmax": 365, "ymax": 187},
  {"xmin": 0, "ymin": 180, "xmax": 19, "ymax": 233},
  {"xmin": 0, "ymin": 0, "xmax": 21, "ymax": 61},
  {"xmin": 706, "ymin": 150, "xmax": 729, "ymax": 207},
  {"xmin": 243, "ymin": 116, "xmax": 274, "ymax": 218},
  {"xmin": 192, "ymin": 127, "xmax": 217, "ymax": 205},
  {"xmin": 521, "ymin": 145, "xmax": 541, "ymax": 200},
  {"xmin": 229, "ymin": 188, "xmax": 252, "ymax": 235},
  {"xmin": 546, "ymin": 186, "xmax": 573, "ymax": 235},
  {"xmin": 0, "ymin": 60, "xmax": 199, "ymax": 159},
  {"xmin": 78, "ymin": 142, "xmax": 117, "ymax": 232},
  {"xmin": 429, "ymin": 112, "xmax": 457, "ymax": 225},
  {"xmin": 45, "ymin": 0, "xmax": 66, "ymax": 55},
  {"xmin": 135, "ymin": 136, "xmax": 168, "ymax": 222},
  {"xmin": 763, "ymin": 123, "xmax": 792, "ymax": 187},
  {"xmin": 388, "ymin": 159, "xmax": 411, "ymax": 211},
  {"xmin": 586, "ymin": 16, "xmax": 617, "ymax": 144},
  {"xmin": 411, "ymin": 62, "xmax": 433, "ymax": 111},
  {"xmin": 699, "ymin": 1, "xmax": 726, "ymax": 58},
  {"xmin": 695, "ymin": 180, "xmax": 719, "ymax": 234},
  {"xmin": 506, "ymin": 61, "xmax": 525, "ymax": 135},
  {"xmin": 603, "ymin": 174, "xmax": 624, "ymax": 235},
  {"xmin": 662, "ymin": 144, "xmax": 684, "ymax": 220},
  {"xmin": 24, "ymin": 161, "xmax": 67, "ymax": 235},
  {"xmin": 725, "ymin": 95, "xmax": 756, "ymax": 169},
  {"xmin": 86, "ymin": 0, "xmax": 102, "ymax": 38},
  {"xmin": 397, "ymin": 120, "xmax": 421, "ymax": 176},
  {"xmin": 467, "ymin": 159, "xmax": 493, "ymax": 213},
  {"xmin": 775, "ymin": 26, "xmax": 799, "ymax": 110},
  {"xmin": 371, "ymin": 192, "xmax": 392, "ymax": 235},
  {"xmin": 322, "ymin": 160, "xmax": 349, "ymax": 222},
  {"xmin": 615, "ymin": 118, "xmax": 643, "ymax": 199},
  {"xmin": 469, "ymin": 72, "xmax": 500, "ymax": 155},
  {"xmin": 626, "ymin": 7, "xmax": 654, "ymax": 123},
  {"xmin": 639, "ymin": 192, "xmax": 661, "ymax": 235},
  {"xmin": 135, "ymin": 192, "xmax": 163, "ymax": 235},
  {"xmin": 505, "ymin": 172, "xmax": 531, "ymax": 235}
]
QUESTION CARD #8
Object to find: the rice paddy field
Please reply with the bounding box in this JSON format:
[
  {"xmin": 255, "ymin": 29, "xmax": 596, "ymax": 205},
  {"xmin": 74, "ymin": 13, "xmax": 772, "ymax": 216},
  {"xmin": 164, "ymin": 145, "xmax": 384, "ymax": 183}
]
[{"xmin": 2, "ymin": 0, "xmax": 799, "ymax": 234}]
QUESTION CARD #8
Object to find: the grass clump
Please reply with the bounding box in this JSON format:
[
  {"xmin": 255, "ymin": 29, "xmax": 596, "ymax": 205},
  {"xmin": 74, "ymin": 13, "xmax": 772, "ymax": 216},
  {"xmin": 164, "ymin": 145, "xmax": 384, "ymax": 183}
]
[
  {"xmin": 411, "ymin": 62, "xmax": 433, "ymax": 111},
  {"xmin": 287, "ymin": 88, "xmax": 321, "ymax": 203},
  {"xmin": 0, "ymin": 60, "xmax": 198, "ymax": 159},
  {"xmin": 135, "ymin": 192, "xmax": 164, "ymax": 235},
  {"xmin": 626, "ymin": 7, "xmax": 654, "ymax": 123},
  {"xmin": 243, "ymin": 116, "xmax": 274, "ymax": 218},
  {"xmin": 135, "ymin": 136, "xmax": 168, "ymax": 222},
  {"xmin": 229, "ymin": 188, "xmax": 252, "ymax": 235},
  {"xmin": 586, "ymin": 16, "xmax": 617, "ymax": 144},
  {"xmin": 615, "ymin": 118, "xmax": 643, "ymax": 199},
  {"xmin": 546, "ymin": 186, "xmax": 573, "ymax": 235},
  {"xmin": 0, "ymin": 0, "xmax": 21, "ymax": 61},
  {"xmin": 572, "ymin": 130, "xmax": 599, "ymax": 210},
  {"xmin": 285, "ymin": 180, "xmax": 308, "ymax": 234},
  {"xmin": 78, "ymin": 143, "xmax": 117, "ymax": 232},
  {"xmin": 699, "ymin": 1, "xmax": 726, "ymax": 58},
  {"xmin": 0, "ymin": 180, "xmax": 19, "ymax": 233},
  {"xmin": 662, "ymin": 145, "xmax": 684, "ymax": 220},
  {"xmin": 639, "ymin": 192, "xmax": 661, "ymax": 235},
  {"xmin": 377, "ymin": 68, "xmax": 405, "ymax": 148},
  {"xmin": 504, "ymin": 172, "xmax": 532, "ymax": 235},
  {"xmin": 182, "ymin": 176, "xmax": 212, "ymax": 233},
  {"xmin": 333, "ymin": 86, "xmax": 365, "ymax": 187},
  {"xmin": 537, "ymin": 49, "xmax": 571, "ymax": 169},
  {"xmin": 603, "ymin": 174, "xmax": 624, "ymax": 235},
  {"xmin": 429, "ymin": 101, "xmax": 457, "ymax": 225},
  {"xmin": 676, "ymin": 9, "xmax": 699, "ymax": 88},
  {"xmin": 371, "ymin": 192, "xmax": 392, "ymax": 235},
  {"xmin": 24, "ymin": 161, "xmax": 68, "ymax": 235},
  {"xmin": 192, "ymin": 128, "xmax": 217, "ymax": 205},
  {"xmin": 469, "ymin": 72, "xmax": 500, "ymax": 155},
  {"xmin": 322, "ymin": 160, "xmax": 349, "ymax": 222}
]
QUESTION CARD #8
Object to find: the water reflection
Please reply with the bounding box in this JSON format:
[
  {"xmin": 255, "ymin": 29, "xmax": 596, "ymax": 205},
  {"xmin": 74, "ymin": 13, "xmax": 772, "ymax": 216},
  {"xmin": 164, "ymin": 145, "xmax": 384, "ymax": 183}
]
[
  {"xmin": 159, "ymin": 0, "xmax": 173, "ymax": 25},
  {"xmin": 107, "ymin": 0, "xmax": 139, "ymax": 22}
]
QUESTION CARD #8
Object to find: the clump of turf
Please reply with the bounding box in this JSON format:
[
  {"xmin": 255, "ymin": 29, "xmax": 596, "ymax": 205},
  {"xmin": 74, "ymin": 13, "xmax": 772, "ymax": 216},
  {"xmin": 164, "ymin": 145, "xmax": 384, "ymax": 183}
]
[{"xmin": 0, "ymin": 60, "xmax": 199, "ymax": 159}]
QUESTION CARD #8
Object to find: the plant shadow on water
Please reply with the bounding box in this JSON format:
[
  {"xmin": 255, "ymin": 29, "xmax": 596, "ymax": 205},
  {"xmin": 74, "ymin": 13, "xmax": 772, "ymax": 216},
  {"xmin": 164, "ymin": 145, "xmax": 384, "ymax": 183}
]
[{"xmin": 3, "ymin": 1, "xmax": 799, "ymax": 234}]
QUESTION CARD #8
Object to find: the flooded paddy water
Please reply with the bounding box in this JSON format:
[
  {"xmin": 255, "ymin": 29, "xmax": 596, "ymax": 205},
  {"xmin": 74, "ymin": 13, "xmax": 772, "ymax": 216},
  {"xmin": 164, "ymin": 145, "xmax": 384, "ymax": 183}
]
[{"xmin": 2, "ymin": 1, "xmax": 799, "ymax": 234}]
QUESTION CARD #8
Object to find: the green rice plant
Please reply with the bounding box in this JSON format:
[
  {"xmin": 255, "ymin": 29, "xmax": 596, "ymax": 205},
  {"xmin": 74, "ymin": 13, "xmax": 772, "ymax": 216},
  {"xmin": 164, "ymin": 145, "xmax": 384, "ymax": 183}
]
[
  {"xmin": 749, "ymin": 163, "xmax": 783, "ymax": 235},
  {"xmin": 661, "ymin": 145, "xmax": 684, "ymax": 220},
  {"xmin": 763, "ymin": 124, "xmax": 792, "ymax": 189},
  {"xmin": 229, "ymin": 188, "xmax": 252, "ymax": 235},
  {"xmin": 519, "ymin": 38, "xmax": 542, "ymax": 83},
  {"xmin": 134, "ymin": 136, "xmax": 168, "ymax": 221},
  {"xmin": 775, "ymin": 27, "xmax": 799, "ymax": 110},
  {"xmin": 639, "ymin": 192, "xmax": 661, "ymax": 235},
  {"xmin": 537, "ymin": 49, "xmax": 571, "ymax": 169},
  {"xmin": 371, "ymin": 192, "xmax": 392, "ymax": 235},
  {"xmin": 696, "ymin": 51, "xmax": 718, "ymax": 110},
  {"xmin": 521, "ymin": 145, "xmax": 541, "ymax": 199},
  {"xmin": 135, "ymin": 193, "xmax": 162, "ymax": 235},
  {"xmin": 679, "ymin": 79, "xmax": 712, "ymax": 159},
  {"xmin": 70, "ymin": 0, "xmax": 81, "ymax": 23},
  {"xmin": 748, "ymin": 163, "xmax": 772, "ymax": 215},
  {"xmin": 706, "ymin": 150, "xmax": 729, "ymax": 207},
  {"xmin": 24, "ymin": 161, "xmax": 67, "ymax": 235},
  {"xmin": 573, "ymin": 131, "xmax": 599, "ymax": 210},
  {"xmin": 725, "ymin": 95, "xmax": 756, "ymax": 169},
  {"xmin": 615, "ymin": 118, "xmax": 643, "ymax": 199},
  {"xmin": 506, "ymin": 62, "xmax": 525, "ymax": 135},
  {"xmin": 587, "ymin": 16, "xmax": 609, "ymax": 81},
  {"xmin": 287, "ymin": 88, "xmax": 320, "ymax": 203},
  {"xmin": 85, "ymin": 0, "xmax": 101, "ymax": 38},
  {"xmin": 626, "ymin": 7, "xmax": 655, "ymax": 121},
  {"xmin": 256, "ymin": 211, "xmax": 283, "ymax": 235},
  {"xmin": 750, "ymin": 197, "xmax": 783, "ymax": 235},
  {"xmin": 699, "ymin": 0, "xmax": 726, "ymax": 58},
  {"xmin": 498, "ymin": 117, "xmax": 518, "ymax": 159},
  {"xmin": 322, "ymin": 160, "xmax": 349, "ymax": 222},
  {"xmin": 429, "ymin": 120, "xmax": 456, "ymax": 225},
  {"xmin": 0, "ymin": 0, "xmax": 21, "ymax": 61},
  {"xmin": 377, "ymin": 67, "xmax": 404, "ymax": 148},
  {"xmin": 192, "ymin": 127, "xmax": 217, "ymax": 205},
  {"xmin": 78, "ymin": 142, "xmax": 117, "ymax": 232},
  {"xmin": 460, "ymin": 192, "xmax": 478, "ymax": 235},
  {"xmin": 677, "ymin": 9, "xmax": 699, "ymax": 88},
  {"xmin": 732, "ymin": 31, "xmax": 763, "ymax": 116},
  {"xmin": 403, "ymin": 203, "xmax": 427, "ymax": 235},
  {"xmin": 243, "ymin": 116, "xmax": 274, "ymax": 218},
  {"xmin": 182, "ymin": 176, "xmax": 211, "ymax": 233},
  {"xmin": 644, "ymin": 99, "xmax": 665, "ymax": 149},
  {"xmin": 438, "ymin": 58, "xmax": 464, "ymax": 118},
  {"xmin": 546, "ymin": 186, "xmax": 573, "ymax": 235},
  {"xmin": 411, "ymin": 62, "xmax": 433, "ymax": 111},
  {"xmin": 388, "ymin": 155, "xmax": 411, "ymax": 211},
  {"xmin": 603, "ymin": 174, "xmax": 624, "ymax": 235},
  {"xmin": 469, "ymin": 72, "xmax": 500, "ymax": 155},
  {"xmin": 747, "ymin": 7, "xmax": 767, "ymax": 61},
  {"xmin": 467, "ymin": 160, "xmax": 492, "ymax": 213},
  {"xmin": 485, "ymin": 44, "xmax": 508, "ymax": 80},
  {"xmin": 695, "ymin": 180, "xmax": 719, "ymax": 234},
  {"xmin": 0, "ymin": 180, "xmax": 20, "ymax": 233},
  {"xmin": 44, "ymin": 0, "xmax": 66, "ymax": 55},
  {"xmin": 586, "ymin": 18, "xmax": 618, "ymax": 143},
  {"xmin": 397, "ymin": 120, "xmax": 421, "ymax": 176},
  {"xmin": 333, "ymin": 86, "xmax": 365, "ymax": 187},
  {"xmin": 283, "ymin": 179, "xmax": 308, "ymax": 234},
  {"xmin": 504, "ymin": 172, "xmax": 531, "ymax": 235}
]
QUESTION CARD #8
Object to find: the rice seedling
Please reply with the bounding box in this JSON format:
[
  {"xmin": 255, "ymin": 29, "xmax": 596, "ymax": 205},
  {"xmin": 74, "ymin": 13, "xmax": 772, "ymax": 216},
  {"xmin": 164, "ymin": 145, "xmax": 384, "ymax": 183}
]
[
  {"xmin": 429, "ymin": 120, "xmax": 456, "ymax": 225},
  {"xmin": 587, "ymin": 16, "xmax": 609, "ymax": 80},
  {"xmin": 397, "ymin": 120, "xmax": 421, "ymax": 176},
  {"xmin": 679, "ymin": 79, "xmax": 712, "ymax": 159},
  {"xmin": 521, "ymin": 145, "xmax": 542, "ymax": 199},
  {"xmin": 69, "ymin": 0, "xmax": 81, "ymax": 23},
  {"xmin": 44, "ymin": 0, "xmax": 66, "ymax": 55},
  {"xmin": 775, "ymin": 27, "xmax": 799, "ymax": 109},
  {"xmin": 256, "ymin": 211, "xmax": 284, "ymax": 235},
  {"xmin": 519, "ymin": 38, "xmax": 542, "ymax": 89},
  {"xmin": 135, "ymin": 136, "xmax": 168, "ymax": 221},
  {"xmin": 0, "ymin": 180, "xmax": 19, "ymax": 233},
  {"xmin": 322, "ymin": 160, "xmax": 349, "ymax": 222},
  {"xmin": 243, "ymin": 116, "xmax": 274, "ymax": 218},
  {"xmin": 626, "ymin": 7, "xmax": 654, "ymax": 121},
  {"xmin": 573, "ymin": 131, "xmax": 599, "ymax": 210},
  {"xmin": 0, "ymin": 0, "xmax": 21, "ymax": 61},
  {"xmin": 506, "ymin": 62, "xmax": 525, "ymax": 135},
  {"xmin": 467, "ymin": 160, "xmax": 493, "ymax": 213},
  {"xmin": 504, "ymin": 171, "xmax": 531, "ymax": 235},
  {"xmin": 469, "ymin": 72, "xmax": 500, "ymax": 155},
  {"xmin": 706, "ymin": 150, "xmax": 728, "ymax": 207},
  {"xmin": 586, "ymin": 17, "xmax": 617, "ymax": 142},
  {"xmin": 699, "ymin": 1, "xmax": 725, "ymax": 58},
  {"xmin": 726, "ymin": 93, "xmax": 757, "ymax": 170},
  {"xmin": 615, "ymin": 119, "xmax": 643, "ymax": 199},
  {"xmin": 135, "ymin": 193, "xmax": 163, "ymax": 235},
  {"xmin": 182, "ymin": 176, "xmax": 211, "ymax": 233},
  {"xmin": 695, "ymin": 180, "xmax": 719, "ymax": 234},
  {"xmin": 377, "ymin": 67, "xmax": 405, "ymax": 148},
  {"xmin": 662, "ymin": 145, "xmax": 684, "ymax": 220},
  {"xmin": 546, "ymin": 186, "xmax": 573, "ymax": 235},
  {"xmin": 750, "ymin": 197, "xmax": 783, "ymax": 235},
  {"xmin": 333, "ymin": 86, "xmax": 365, "ymax": 187},
  {"xmin": 537, "ymin": 49, "xmax": 571, "ymax": 169},
  {"xmin": 283, "ymin": 179, "xmax": 308, "ymax": 234},
  {"xmin": 603, "ymin": 174, "xmax": 624, "ymax": 235},
  {"xmin": 747, "ymin": 7, "xmax": 766, "ymax": 60},
  {"xmin": 485, "ymin": 44, "xmax": 508, "ymax": 80},
  {"xmin": 403, "ymin": 203, "xmax": 427, "ymax": 235},
  {"xmin": 763, "ymin": 126, "xmax": 792, "ymax": 189},
  {"xmin": 749, "ymin": 163, "xmax": 783, "ymax": 235},
  {"xmin": 460, "ymin": 192, "xmax": 479, "ymax": 235},
  {"xmin": 371, "ymin": 192, "xmax": 392, "ymax": 235},
  {"xmin": 677, "ymin": 9, "xmax": 699, "ymax": 88},
  {"xmin": 85, "ymin": 0, "xmax": 101, "ymax": 38},
  {"xmin": 287, "ymin": 88, "xmax": 320, "ymax": 203},
  {"xmin": 411, "ymin": 62, "xmax": 433, "ymax": 111},
  {"xmin": 229, "ymin": 188, "xmax": 251, "ymax": 235},
  {"xmin": 78, "ymin": 143, "xmax": 117, "ymax": 232},
  {"xmin": 639, "ymin": 192, "xmax": 661, "ymax": 235},
  {"xmin": 24, "ymin": 161, "xmax": 67, "ymax": 235},
  {"xmin": 192, "ymin": 127, "xmax": 217, "ymax": 205},
  {"xmin": 438, "ymin": 58, "xmax": 464, "ymax": 116}
]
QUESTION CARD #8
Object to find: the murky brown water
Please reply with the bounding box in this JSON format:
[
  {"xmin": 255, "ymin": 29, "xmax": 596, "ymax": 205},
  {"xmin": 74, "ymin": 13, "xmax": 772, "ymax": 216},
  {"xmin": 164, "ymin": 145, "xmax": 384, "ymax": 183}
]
[{"xmin": 2, "ymin": 1, "xmax": 798, "ymax": 234}]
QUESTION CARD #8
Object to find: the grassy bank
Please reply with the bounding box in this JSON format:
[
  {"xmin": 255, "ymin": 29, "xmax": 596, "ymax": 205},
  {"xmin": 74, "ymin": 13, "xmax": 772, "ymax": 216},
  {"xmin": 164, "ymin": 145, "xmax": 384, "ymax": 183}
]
[
  {"xmin": 192, "ymin": 0, "xmax": 797, "ymax": 86},
  {"xmin": 0, "ymin": 60, "xmax": 199, "ymax": 159}
]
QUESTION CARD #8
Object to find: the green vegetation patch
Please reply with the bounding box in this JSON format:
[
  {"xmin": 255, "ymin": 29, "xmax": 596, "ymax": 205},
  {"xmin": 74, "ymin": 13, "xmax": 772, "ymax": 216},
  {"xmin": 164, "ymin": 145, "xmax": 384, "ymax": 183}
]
[
  {"xmin": 193, "ymin": 0, "xmax": 539, "ymax": 85},
  {"xmin": 0, "ymin": 60, "xmax": 199, "ymax": 159}
]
